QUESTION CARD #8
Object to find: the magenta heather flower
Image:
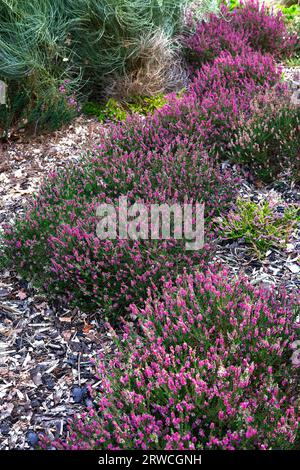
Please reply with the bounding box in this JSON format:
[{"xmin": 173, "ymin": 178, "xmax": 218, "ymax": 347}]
[
  {"xmin": 231, "ymin": 1, "xmax": 298, "ymax": 59},
  {"xmin": 45, "ymin": 269, "xmax": 299, "ymax": 450},
  {"xmin": 184, "ymin": 2, "xmax": 298, "ymax": 65},
  {"xmin": 183, "ymin": 5, "xmax": 252, "ymax": 67}
]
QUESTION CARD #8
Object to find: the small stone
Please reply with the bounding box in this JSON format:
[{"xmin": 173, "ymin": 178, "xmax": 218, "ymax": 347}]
[
  {"xmin": 286, "ymin": 263, "xmax": 300, "ymax": 274},
  {"xmin": 0, "ymin": 421, "xmax": 10, "ymax": 436},
  {"xmin": 72, "ymin": 386, "xmax": 84, "ymax": 403},
  {"xmin": 286, "ymin": 243, "xmax": 295, "ymax": 253},
  {"xmin": 30, "ymin": 398, "xmax": 41, "ymax": 408},
  {"xmin": 42, "ymin": 374, "xmax": 55, "ymax": 390}
]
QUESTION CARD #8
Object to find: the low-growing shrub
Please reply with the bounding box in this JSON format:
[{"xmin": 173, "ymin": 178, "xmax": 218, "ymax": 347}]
[
  {"xmin": 231, "ymin": 0, "xmax": 298, "ymax": 59},
  {"xmin": 278, "ymin": 3, "xmax": 300, "ymax": 23},
  {"xmin": 83, "ymin": 99, "xmax": 127, "ymax": 123},
  {"xmin": 227, "ymin": 94, "xmax": 300, "ymax": 183},
  {"xmin": 157, "ymin": 50, "xmax": 285, "ymax": 154},
  {"xmin": 189, "ymin": 50, "xmax": 283, "ymax": 97},
  {"xmin": 217, "ymin": 197, "xmax": 300, "ymax": 258},
  {"xmin": 1, "ymin": 137, "xmax": 239, "ymax": 316},
  {"xmin": 183, "ymin": 6, "xmax": 251, "ymax": 66},
  {"xmin": 84, "ymin": 50, "xmax": 283, "ymax": 168},
  {"xmin": 184, "ymin": 1, "xmax": 298, "ymax": 69},
  {"xmin": 127, "ymin": 94, "xmax": 169, "ymax": 116},
  {"xmin": 44, "ymin": 269, "xmax": 300, "ymax": 449},
  {"xmin": 83, "ymin": 94, "xmax": 168, "ymax": 123}
]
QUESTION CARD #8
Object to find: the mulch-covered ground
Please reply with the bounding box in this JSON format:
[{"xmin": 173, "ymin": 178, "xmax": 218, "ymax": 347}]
[{"xmin": 0, "ymin": 68, "xmax": 299, "ymax": 449}]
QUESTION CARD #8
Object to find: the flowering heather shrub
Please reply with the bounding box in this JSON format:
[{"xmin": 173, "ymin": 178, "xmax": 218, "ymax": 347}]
[
  {"xmin": 46, "ymin": 269, "xmax": 300, "ymax": 450},
  {"xmin": 231, "ymin": 1, "xmax": 298, "ymax": 59},
  {"xmin": 189, "ymin": 50, "xmax": 282, "ymax": 97},
  {"xmin": 2, "ymin": 138, "xmax": 239, "ymax": 315},
  {"xmin": 227, "ymin": 93, "xmax": 300, "ymax": 183},
  {"xmin": 157, "ymin": 51, "xmax": 285, "ymax": 153},
  {"xmin": 88, "ymin": 50, "xmax": 283, "ymax": 177},
  {"xmin": 184, "ymin": 2, "xmax": 298, "ymax": 68},
  {"xmin": 184, "ymin": 6, "xmax": 251, "ymax": 66}
]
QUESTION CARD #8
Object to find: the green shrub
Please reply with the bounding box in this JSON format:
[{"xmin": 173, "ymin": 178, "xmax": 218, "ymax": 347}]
[
  {"xmin": 127, "ymin": 94, "xmax": 168, "ymax": 115},
  {"xmin": 228, "ymin": 94, "xmax": 300, "ymax": 183},
  {"xmin": 0, "ymin": 0, "xmax": 81, "ymax": 136},
  {"xmin": 83, "ymin": 94, "xmax": 168, "ymax": 122},
  {"xmin": 278, "ymin": 3, "xmax": 300, "ymax": 22},
  {"xmin": 83, "ymin": 99, "xmax": 127, "ymax": 122},
  {"xmin": 0, "ymin": 0, "xmax": 189, "ymax": 134},
  {"xmin": 218, "ymin": 198, "xmax": 299, "ymax": 258}
]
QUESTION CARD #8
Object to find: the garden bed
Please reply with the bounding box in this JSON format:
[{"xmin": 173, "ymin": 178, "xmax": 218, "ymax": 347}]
[{"xmin": 0, "ymin": 0, "xmax": 300, "ymax": 451}]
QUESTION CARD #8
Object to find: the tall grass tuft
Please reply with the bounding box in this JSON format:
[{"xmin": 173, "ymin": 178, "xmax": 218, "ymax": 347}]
[{"xmin": 0, "ymin": 0, "xmax": 198, "ymax": 134}]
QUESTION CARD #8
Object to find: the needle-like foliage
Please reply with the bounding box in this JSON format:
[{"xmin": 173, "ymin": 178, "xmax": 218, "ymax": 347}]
[{"xmin": 0, "ymin": 0, "xmax": 195, "ymax": 134}]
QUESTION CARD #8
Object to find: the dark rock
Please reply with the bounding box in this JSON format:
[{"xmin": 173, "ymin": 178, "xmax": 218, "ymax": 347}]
[
  {"xmin": 30, "ymin": 398, "xmax": 41, "ymax": 408},
  {"xmin": 26, "ymin": 431, "xmax": 39, "ymax": 447},
  {"xmin": 42, "ymin": 373, "xmax": 55, "ymax": 390},
  {"xmin": 0, "ymin": 420, "xmax": 10, "ymax": 436},
  {"xmin": 72, "ymin": 386, "xmax": 84, "ymax": 403},
  {"xmin": 66, "ymin": 354, "xmax": 77, "ymax": 366}
]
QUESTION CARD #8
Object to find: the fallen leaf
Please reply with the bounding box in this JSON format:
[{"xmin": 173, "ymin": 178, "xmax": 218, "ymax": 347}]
[{"xmin": 17, "ymin": 290, "xmax": 27, "ymax": 300}]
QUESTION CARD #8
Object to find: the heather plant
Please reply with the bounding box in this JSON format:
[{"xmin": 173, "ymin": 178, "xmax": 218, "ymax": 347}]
[
  {"xmin": 189, "ymin": 50, "xmax": 283, "ymax": 96},
  {"xmin": 184, "ymin": 1, "xmax": 298, "ymax": 69},
  {"xmin": 157, "ymin": 50, "xmax": 285, "ymax": 154},
  {"xmin": 230, "ymin": 1, "xmax": 298, "ymax": 59},
  {"xmin": 44, "ymin": 269, "xmax": 300, "ymax": 450},
  {"xmin": 1, "ymin": 136, "xmax": 239, "ymax": 315},
  {"xmin": 217, "ymin": 197, "xmax": 300, "ymax": 258},
  {"xmin": 227, "ymin": 95, "xmax": 300, "ymax": 183},
  {"xmin": 183, "ymin": 5, "xmax": 251, "ymax": 66}
]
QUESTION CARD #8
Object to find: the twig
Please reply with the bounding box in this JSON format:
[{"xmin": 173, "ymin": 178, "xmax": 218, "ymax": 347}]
[{"xmin": 77, "ymin": 352, "xmax": 81, "ymax": 387}]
